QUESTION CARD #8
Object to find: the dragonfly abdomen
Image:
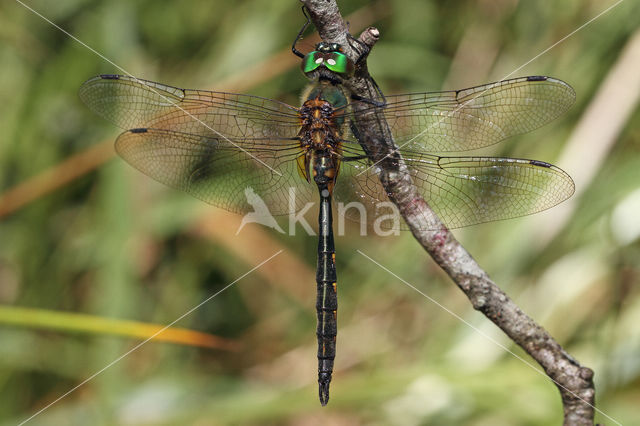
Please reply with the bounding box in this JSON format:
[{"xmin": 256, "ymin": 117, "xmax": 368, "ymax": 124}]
[
  {"xmin": 299, "ymin": 83, "xmax": 346, "ymax": 406},
  {"xmin": 315, "ymin": 166, "xmax": 337, "ymax": 406}
]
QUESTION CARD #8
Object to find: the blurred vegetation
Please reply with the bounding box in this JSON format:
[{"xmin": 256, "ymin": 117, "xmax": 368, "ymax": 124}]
[{"xmin": 1, "ymin": 0, "xmax": 639, "ymax": 424}]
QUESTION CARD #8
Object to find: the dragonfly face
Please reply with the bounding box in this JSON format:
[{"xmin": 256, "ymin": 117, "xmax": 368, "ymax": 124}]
[
  {"xmin": 302, "ymin": 42, "xmax": 355, "ymax": 83},
  {"xmin": 80, "ymin": 36, "xmax": 575, "ymax": 405}
]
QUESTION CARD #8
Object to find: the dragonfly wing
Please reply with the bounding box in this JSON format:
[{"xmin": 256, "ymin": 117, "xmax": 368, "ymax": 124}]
[
  {"xmin": 350, "ymin": 76, "xmax": 575, "ymax": 152},
  {"xmin": 79, "ymin": 75, "xmax": 301, "ymax": 139},
  {"xmin": 337, "ymin": 151, "xmax": 574, "ymax": 230},
  {"xmin": 115, "ymin": 128, "xmax": 313, "ymax": 216}
]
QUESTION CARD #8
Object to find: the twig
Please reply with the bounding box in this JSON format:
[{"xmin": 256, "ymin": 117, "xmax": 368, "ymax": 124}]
[{"xmin": 301, "ymin": 0, "xmax": 597, "ymax": 424}]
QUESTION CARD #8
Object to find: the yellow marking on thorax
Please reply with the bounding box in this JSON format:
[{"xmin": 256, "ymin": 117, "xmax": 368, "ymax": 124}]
[{"xmin": 313, "ymin": 131, "xmax": 324, "ymax": 144}]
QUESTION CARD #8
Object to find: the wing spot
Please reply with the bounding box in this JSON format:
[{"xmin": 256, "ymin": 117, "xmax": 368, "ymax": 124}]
[{"xmin": 530, "ymin": 160, "xmax": 551, "ymax": 168}]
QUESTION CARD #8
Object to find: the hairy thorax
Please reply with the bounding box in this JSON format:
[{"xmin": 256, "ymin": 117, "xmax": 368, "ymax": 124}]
[{"xmin": 298, "ymin": 97, "xmax": 342, "ymax": 152}]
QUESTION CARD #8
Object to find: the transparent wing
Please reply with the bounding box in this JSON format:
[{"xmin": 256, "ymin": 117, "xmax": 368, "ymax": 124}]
[
  {"xmin": 335, "ymin": 147, "xmax": 575, "ymax": 230},
  {"xmin": 348, "ymin": 76, "xmax": 575, "ymax": 152},
  {"xmin": 81, "ymin": 74, "xmax": 574, "ymax": 228},
  {"xmin": 114, "ymin": 128, "xmax": 313, "ymax": 215},
  {"xmin": 79, "ymin": 75, "xmax": 302, "ymax": 140}
]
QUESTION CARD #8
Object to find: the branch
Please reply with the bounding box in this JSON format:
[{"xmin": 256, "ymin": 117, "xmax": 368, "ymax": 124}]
[{"xmin": 301, "ymin": 1, "xmax": 596, "ymax": 424}]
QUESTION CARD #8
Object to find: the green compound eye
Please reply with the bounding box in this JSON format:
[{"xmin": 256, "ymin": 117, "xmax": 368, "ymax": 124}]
[
  {"xmin": 302, "ymin": 51, "xmax": 323, "ymax": 73},
  {"xmin": 324, "ymin": 52, "xmax": 349, "ymax": 73},
  {"xmin": 301, "ymin": 50, "xmax": 354, "ymax": 77}
]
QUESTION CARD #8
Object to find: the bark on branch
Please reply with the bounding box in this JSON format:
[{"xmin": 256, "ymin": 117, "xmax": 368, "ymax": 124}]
[{"xmin": 301, "ymin": 0, "xmax": 597, "ymax": 424}]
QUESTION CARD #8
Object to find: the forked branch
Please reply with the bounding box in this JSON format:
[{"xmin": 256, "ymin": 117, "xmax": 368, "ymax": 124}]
[{"xmin": 301, "ymin": 0, "xmax": 596, "ymax": 424}]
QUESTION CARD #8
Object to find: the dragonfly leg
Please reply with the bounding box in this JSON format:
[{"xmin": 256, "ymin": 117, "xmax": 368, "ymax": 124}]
[
  {"xmin": 351, "ymin": 91, "xmax": 386, "ymax": 107},
  {"xmin": 292, "ymin": 5, "xmax": 311, "ymax": 59}
]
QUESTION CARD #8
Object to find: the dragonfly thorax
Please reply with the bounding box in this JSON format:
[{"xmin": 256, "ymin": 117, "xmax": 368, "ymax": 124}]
[
  {"xmin": 296, "ymin": 91, "xmax": 344, "ymax": 186},
  {"xmin": 299, "ymin": 97, "xmax": 342, "ymax": 151}
]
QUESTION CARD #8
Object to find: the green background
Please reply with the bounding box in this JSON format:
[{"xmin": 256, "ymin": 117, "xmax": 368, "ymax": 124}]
[{"xmin": 1, "ymin": 0, "xmax": 639, "ymax": 424}]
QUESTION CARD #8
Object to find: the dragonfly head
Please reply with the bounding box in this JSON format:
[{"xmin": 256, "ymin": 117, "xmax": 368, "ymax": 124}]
[{"xmin": 301, "ymin": 42, "xmax": 354, "ymax": 83}]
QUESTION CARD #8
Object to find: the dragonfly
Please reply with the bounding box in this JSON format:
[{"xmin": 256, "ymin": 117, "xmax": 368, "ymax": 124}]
[{"xmin": 79, "ymin": 31, "xmax": 574, "ymax": 406}]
